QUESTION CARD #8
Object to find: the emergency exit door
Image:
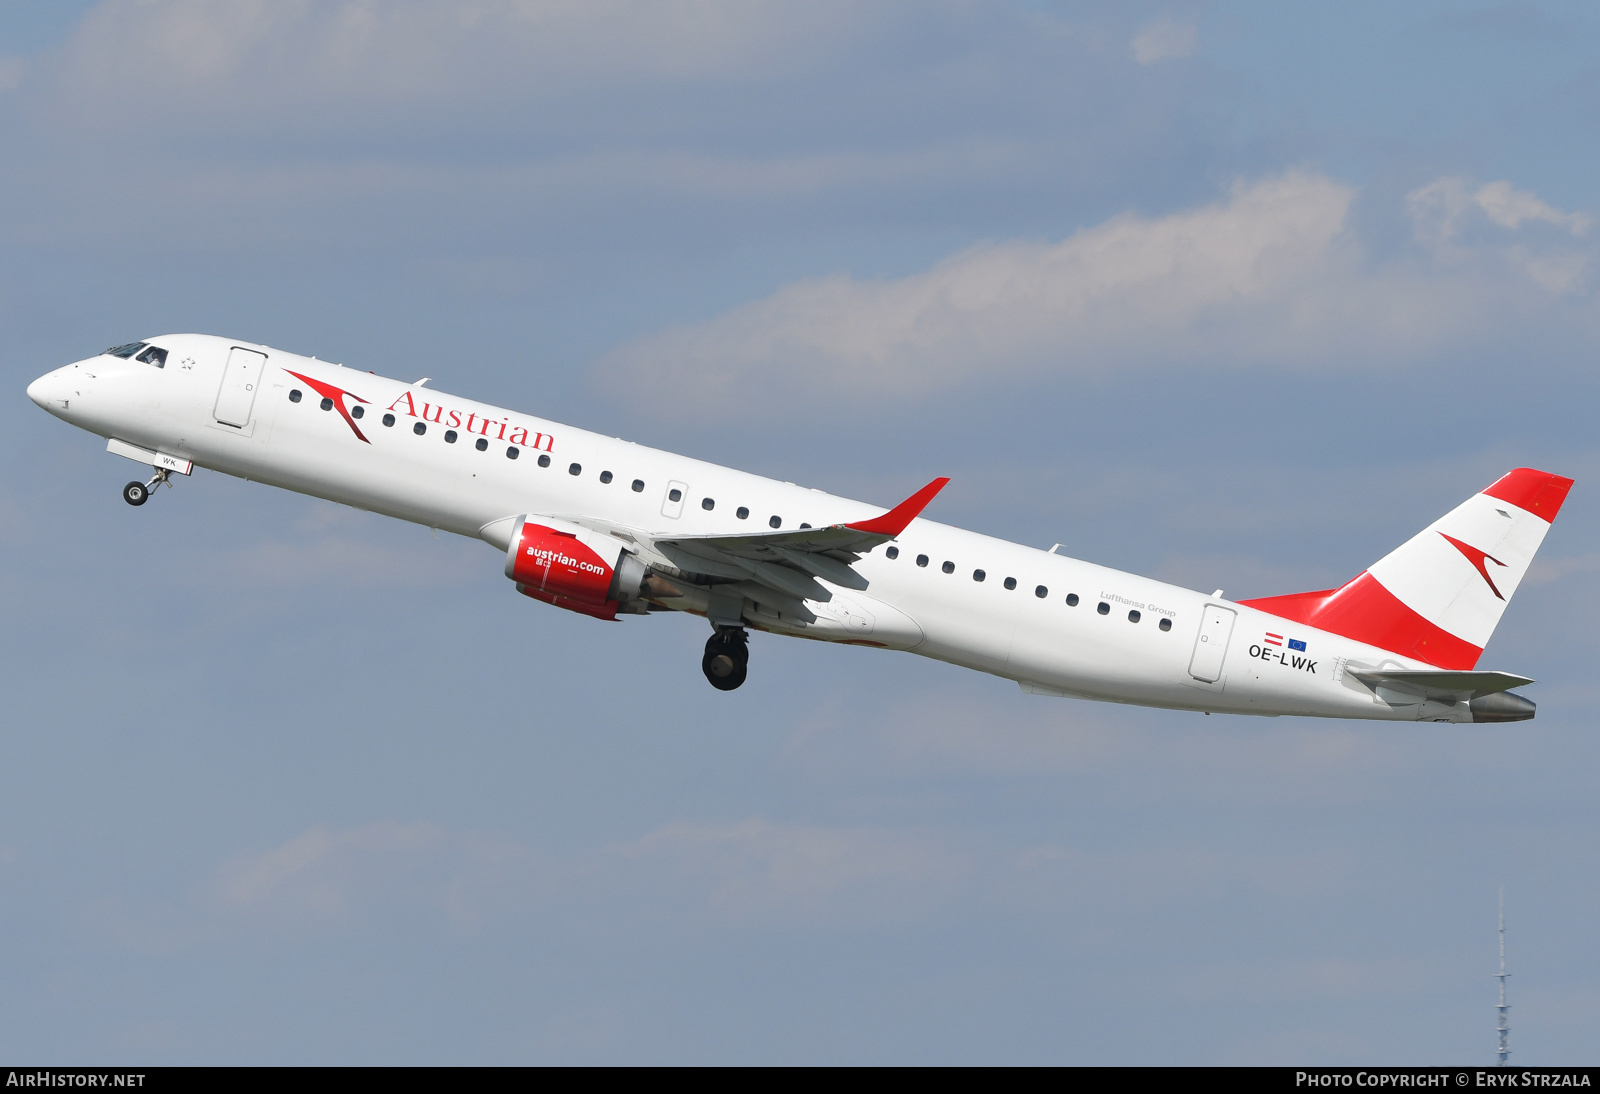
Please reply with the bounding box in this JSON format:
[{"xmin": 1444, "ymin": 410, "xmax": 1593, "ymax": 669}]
[
  {"xmin": 214, "ymin": 347, "xmax": 267, "ymax": 427},
  {"xmin": 1187, "ymin": 604, "xmax": 1236, "ymax": 683}
]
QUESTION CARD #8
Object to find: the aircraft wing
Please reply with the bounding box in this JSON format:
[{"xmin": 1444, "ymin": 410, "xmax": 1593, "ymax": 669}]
[{"xmin": 649, "ymin": 477, "xmax": 949, "ymax": 613}]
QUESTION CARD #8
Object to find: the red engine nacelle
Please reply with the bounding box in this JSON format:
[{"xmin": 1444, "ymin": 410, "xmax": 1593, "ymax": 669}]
[{"xmin": 503, "ymin": 516, "xmax": 646, "ymax": 621}]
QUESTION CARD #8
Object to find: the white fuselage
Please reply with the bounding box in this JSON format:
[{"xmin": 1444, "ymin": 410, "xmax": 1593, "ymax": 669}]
[{"xmin": 28, "ymin": 334, "xmax": 1448, "ymax": 720}]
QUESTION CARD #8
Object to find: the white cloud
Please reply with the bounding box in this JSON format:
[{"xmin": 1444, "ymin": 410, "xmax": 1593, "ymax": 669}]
[
  {"xmin": 595, "ymin": 170, "xmax": 1598, "ymax": 417},
  {"xmin": 1407, "ymin": 176, "xmax": 1593, "ymax": 292},
  {"xmin": 208, "ymin": 820, "xmax": 545, "ymax": 938},
  {"xmin": 210, "ymin": 502, "xmax": 485, "ymax": 587},
  {"xmin": 1131, "ymin": 17, "xmax": 1197, "ymax": 64},
  {"xmin": 217, "ymin": 821, "xmax": 451, "ymax": 924},
  {"xmin": 195, "ymin": 815, "xmax": 968, "ymax": 937},
  {"xmin": 49, "ymin": 0, "xmax": 875, "ymax": 127},
  {"xmin": 1408, "ymin": 176, "xmax": 1591, "ymax": 244},
  {"xmin": 785, "ymin": 691, "xmax": 1420, "ymax": 803},
  {"xmin": 1525, "ymin": 552, "xmax": 1600, "ymax": 586},
  {"xmin": 613, "ymin": 818, "xmax": 967, "ymax": 920},
  {"xmin": 222, "ymin": 534, "xmax": 479, "ymax": 587}
]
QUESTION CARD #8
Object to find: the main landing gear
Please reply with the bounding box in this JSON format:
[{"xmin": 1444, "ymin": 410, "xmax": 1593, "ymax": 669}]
[
  {"xmin": 122, "ymin": 467, "xmax": 172, "ymax": 507},
  {"xmin": 702, "ymin": 627, "xmax": 749, "ymax": 691}
]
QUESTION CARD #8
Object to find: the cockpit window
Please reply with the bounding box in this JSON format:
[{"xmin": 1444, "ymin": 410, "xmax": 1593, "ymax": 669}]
[
  {"xmin": 106, "ymin": 343, "xmax": 146, "ymax": 358},
  {"xmin": 135, "ymin": 346, "xmax": 167, "ymax": 368}
]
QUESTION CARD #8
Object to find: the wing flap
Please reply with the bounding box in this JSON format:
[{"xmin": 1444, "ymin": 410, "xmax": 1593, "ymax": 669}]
[
  {"xmin": 750, "ymin": 560, "xmax": 831, "ymax": 603},
  {"xmin": 772, "ymin": 544, "xmax": 870, "ymax": 590},
  {"xmin": 656, "ymin": 542, "xmax": 750, "ymax": 580}
]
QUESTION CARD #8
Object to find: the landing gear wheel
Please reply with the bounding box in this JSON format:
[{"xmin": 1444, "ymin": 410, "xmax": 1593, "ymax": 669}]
[
  {"xmin": 123, "ymin": 467, "xmax": 171, "ymax": 507},
  {"xmin": 702, "ymin": 629, "xmax": 749, "ymax": 691}
]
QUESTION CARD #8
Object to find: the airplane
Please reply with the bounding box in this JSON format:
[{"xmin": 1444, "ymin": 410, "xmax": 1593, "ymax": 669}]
[{"xmin": 26, "ymin": 334, "xmax": 1571, "ymax": 722}]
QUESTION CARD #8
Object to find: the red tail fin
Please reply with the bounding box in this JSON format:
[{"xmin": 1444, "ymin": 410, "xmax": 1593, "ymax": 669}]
[{"xmin": 1238, "ymin": 468, "xmax": 1572, "ymax": 669}]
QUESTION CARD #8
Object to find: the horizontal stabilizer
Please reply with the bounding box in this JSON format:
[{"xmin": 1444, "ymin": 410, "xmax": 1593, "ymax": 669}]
[
  {"xmin": 1346, "ymin": 668, "xmax": 1532, "ymax": 699},
  {"xmin": 1347, "ymin": 668, "xmax": 1536, "ymax": 722}
]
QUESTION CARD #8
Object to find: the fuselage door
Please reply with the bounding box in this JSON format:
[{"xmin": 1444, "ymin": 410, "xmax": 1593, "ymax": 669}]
[
  {"xmin": 661, "ymin": 480, "xmax": 688, "ymax": 519},
  {"xmin": 214, "ymin": 347, "xmax": 267, "ymax": 427},
  {"xmin": 1188, "ymin": 604, "xmax": 1236, "ymax": 683}
]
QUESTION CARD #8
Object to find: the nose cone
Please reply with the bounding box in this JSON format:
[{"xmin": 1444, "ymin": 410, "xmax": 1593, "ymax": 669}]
[
  {"xmin": 27, "ymin": 365, "xmax": 77, "ymax": 415},
  {"xmin": 26, "ymin": 372, "xmax": 55, "ymax": 409}
]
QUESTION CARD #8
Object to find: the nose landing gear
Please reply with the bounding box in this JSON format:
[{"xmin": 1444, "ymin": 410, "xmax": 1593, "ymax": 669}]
[
  {"xmin": 702, "ymin": 628, "xmax": 749, "ymax": 691},
  {"xmin": 122, "ymin": 467, "xmax": 172, "ymax": 507}
]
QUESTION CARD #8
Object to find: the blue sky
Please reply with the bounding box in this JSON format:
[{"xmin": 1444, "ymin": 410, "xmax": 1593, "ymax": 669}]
[{"xmin": 2, "ymin": 1, "xmax": 1598, "ymax": 1063}]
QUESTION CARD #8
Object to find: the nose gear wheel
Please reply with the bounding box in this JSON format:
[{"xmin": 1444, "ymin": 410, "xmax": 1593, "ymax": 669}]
[{"xmin": 122, "ymin": 467, "xmax": 172, "ymax": 507}]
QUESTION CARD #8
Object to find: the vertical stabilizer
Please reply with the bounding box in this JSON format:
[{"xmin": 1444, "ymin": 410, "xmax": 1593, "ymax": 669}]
[{"xmin": 1239, "ymin": 468, "xmax": 1572, "ymax": 669}]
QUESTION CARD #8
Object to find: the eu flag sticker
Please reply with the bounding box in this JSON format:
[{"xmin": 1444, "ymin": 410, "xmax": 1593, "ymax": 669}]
[{"xmin": 1287, "ymin": 638, "xmax": 1307, "ymax": 652}]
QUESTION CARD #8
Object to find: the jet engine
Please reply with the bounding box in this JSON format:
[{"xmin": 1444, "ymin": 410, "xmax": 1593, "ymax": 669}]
[{"xmin": 503, "ymin": 515, "xmax": 649, "ymax": 620}]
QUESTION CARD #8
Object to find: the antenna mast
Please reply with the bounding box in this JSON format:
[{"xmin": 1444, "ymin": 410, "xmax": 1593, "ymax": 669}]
[{"xmin": 1496, "ymin": 886, "xmax": 1511, "ymax": 1065}]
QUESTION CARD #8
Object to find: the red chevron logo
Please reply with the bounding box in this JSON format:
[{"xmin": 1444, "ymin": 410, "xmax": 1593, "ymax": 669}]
[
  {"xmin": 1440, "ymin": 532, "xmax": 1507, "ymax": 600},
  {"xmin": 284, "ymin": 369, "xmax": 370, "ymax": 443}
]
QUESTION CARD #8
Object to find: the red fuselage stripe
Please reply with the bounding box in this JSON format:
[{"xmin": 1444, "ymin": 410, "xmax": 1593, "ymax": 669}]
[{"xmin": 1239, "ymin": 572, "xmax": 1483, "ymax": 670}]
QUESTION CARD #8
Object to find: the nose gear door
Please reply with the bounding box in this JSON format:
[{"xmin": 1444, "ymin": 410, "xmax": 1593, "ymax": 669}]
[{"xmin": 214, "ymin": 347, "xmax": 267, "ymax": 427}]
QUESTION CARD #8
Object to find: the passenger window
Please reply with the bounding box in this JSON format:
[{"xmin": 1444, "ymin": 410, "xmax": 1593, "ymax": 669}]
[
  {"xmin": 538, "ymin": 454, "xmax": 550, "ymax": 467},
  {"xmin": 1128, "ymin": 610, "xmax": 1141, "ymax": 623},
  {"xmin": 916, "ymin": 554, "xmax": 929, "ymax": 567},
  {"xmin": 600, "ymin": 471, "xmax": 613, "ymax": 484},
  {"xmin": 475, "ymin": 437, "xmax": 488, "ymax": 451},
  {"xmin": 800, "ymin": 523, "xmax": 812, "ymax": 529},
  {"xmin": 939, "ymin": 561, "xmax": 952, "ymax": 574},
  {"xmin": 632, "ymin": 479, "xmax": 645, "ymax": 492},
  {"xmin": 1159, "ymin": 618, "xmax": 1172, "ymax": 632},
  {"xmin": 769, "ymin": 515, "xmax": 781, "ymax": 528},
  {"xmin": 885, "ymin": 546, "xmax": 899, "ymax": 559},
  {"xmin": 702, "ymin": 498, "xmax": 715, "ymax": 510},
  {"xmin": 736, "ymin": 507, "xmax": 749, "ymax": 519},
  {"xmin": 569, "ymin": 463, "xmax": 581, "ymax": 476},
  {"xmin": 289, "ymin": 389, "xmax": 302, "ymax": 403},
  {"xmin": 669, "ymin": 488, "xmax": 683, "ymax": 502},
  {"xmin": 973, "ymin": 569, "xmax": 985, "ymax": 582},
  {"xmin": 1097, "ymin": 602, "xmax": 1110, "ymax": 615},
  {"xmin": 413, "ymin": 422, "xmax": 426, "ymax": 435},
  {"xmin": 321, "ymin": 397, "xmax": 334, "ymax": 411},
  {"xmin": 444, "ymin": 430, "xmax": 457, "ymax": 443},
  {"xmin": 135, "ymin": 346, "xmax": 167, "ymax": 368},
  {"xmin": 383, "ymin": 413, "xmax": 396, "ymax": 427},
  {"xmin": 351, "ymin": 405, "xmax": 364, "ymax": 419},
  {"xmin": 506, "ymin": 446, "xmax": 519, "ymax": 460},
  {"xmin": 1003, "ymin": 577, "xmax": 1017, "ymax": 590},
  {"xmin": 1066, "ymin": 593, "xmax": 1079, "ymax": 607},
  {"xmin": 1035, "ymin": 585, "xmax": 1047, "ymax": 598}
]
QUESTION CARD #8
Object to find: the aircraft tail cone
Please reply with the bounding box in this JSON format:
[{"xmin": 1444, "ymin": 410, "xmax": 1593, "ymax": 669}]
[{"xmin": 1469, "ymin": 692, "xmax": 1535, "ymax": 722}]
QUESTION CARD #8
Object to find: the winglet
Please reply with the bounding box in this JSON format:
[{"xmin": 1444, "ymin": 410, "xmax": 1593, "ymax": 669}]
[{"xmin": 845, "ymin": 477, "xmax": 950, "ymax": 537}]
